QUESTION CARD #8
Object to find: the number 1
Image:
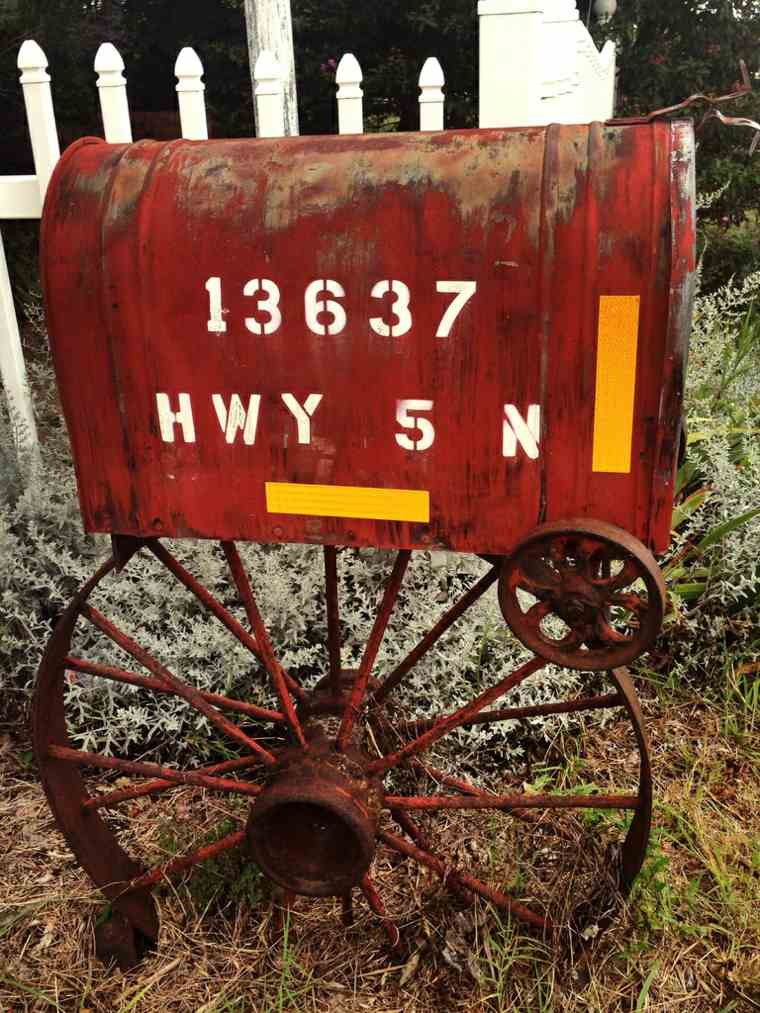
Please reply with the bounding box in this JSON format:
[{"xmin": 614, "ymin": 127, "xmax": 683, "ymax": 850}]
[{"xmin": 205, "ymin": 277, "xmax": 227, "ymax": 334}]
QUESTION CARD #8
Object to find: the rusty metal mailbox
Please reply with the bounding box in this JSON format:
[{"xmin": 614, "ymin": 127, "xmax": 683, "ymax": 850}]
[
  {"xmin": 35, "ymin": 121, "xmax": 695, "ymax": 967},
  {"xmin": 42, "ymin": 122, "xmax": 694, "ymax": 556}
]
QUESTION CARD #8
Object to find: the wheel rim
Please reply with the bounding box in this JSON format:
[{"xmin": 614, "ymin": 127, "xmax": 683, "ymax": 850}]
[
  {"xmin": 498, "ymin": 519, "xmax": 666, "ymax": 671},
  {"xmin": 33, "ymin": 537, "xmax": 653, "ymax": 965}
]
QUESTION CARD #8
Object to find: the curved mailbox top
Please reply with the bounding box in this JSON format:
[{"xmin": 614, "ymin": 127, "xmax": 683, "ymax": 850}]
[{"xmin": 41, "ymin": 122, "xmax": 695, "ymax": 554}]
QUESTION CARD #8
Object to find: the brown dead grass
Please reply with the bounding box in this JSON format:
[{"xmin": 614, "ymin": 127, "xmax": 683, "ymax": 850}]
[{"xmin": 1, "ymin": 688, "xmax": 758, "ymax": 1013}]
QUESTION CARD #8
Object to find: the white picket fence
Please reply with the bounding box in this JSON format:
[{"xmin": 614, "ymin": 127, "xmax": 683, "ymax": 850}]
[{"xmin": 0, "ymin": 0, "xmax": 615, "ymax": 458}]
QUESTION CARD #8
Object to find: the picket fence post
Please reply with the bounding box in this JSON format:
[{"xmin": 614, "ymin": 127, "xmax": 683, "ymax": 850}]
[
  {"xmin": 0, "ymin": 39, "xmax": 58, "ymax": 456},
  {"xmin": 254, "ymin": 50, "xmax": 286, "ymax": 138},
  {"xmin": 95, "ymin": 43, "xmax": 133, "ymax": 143},
  {"xmin": 419, "ymin": 57, "xmax": 445, "ymax": 131},
  {"xmin": 18, "ymin": 40, "xmax": 60, "ymax": 203},
  {"xmin": 336, "ymin": 54, "xmax": 363, "ymax": 135},
  {"xmin": 175, "ymin": 47, "xmax": 209, "ymax": 140}
]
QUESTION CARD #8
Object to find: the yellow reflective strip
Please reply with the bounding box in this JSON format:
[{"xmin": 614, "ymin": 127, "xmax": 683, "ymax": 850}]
[
  {"xmin": 592, "ymin": 295, "xmax": 641, "ymax": 474},
  {"xmin": 265, "ymin": 482, "xmax": 430, "ymax": 523}
]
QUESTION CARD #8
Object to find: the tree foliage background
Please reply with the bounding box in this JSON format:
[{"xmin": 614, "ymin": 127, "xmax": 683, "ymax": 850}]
[{"xmin": 1, "ymin": 0, "xmax": 759, "ymax": 292}]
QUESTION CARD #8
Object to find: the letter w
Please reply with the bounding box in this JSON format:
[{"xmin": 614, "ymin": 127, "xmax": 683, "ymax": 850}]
[{"xmin": 212, "ymin": 394, "xmax": 261, "ymax": 445}]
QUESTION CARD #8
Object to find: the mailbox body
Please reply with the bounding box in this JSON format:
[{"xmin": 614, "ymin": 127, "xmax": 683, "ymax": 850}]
[{"xmin": 41, "ymin": 122, "xmax": 695, "ymax": 555}]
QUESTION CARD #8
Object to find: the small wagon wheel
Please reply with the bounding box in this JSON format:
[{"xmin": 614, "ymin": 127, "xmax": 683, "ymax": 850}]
[
  {"xmin": 498, "ymin": 519, "xmax": 667, "ymax": 671},
  {"xmin": 33, "ymin": 538, "xmax": 652, "ymax": 969}
]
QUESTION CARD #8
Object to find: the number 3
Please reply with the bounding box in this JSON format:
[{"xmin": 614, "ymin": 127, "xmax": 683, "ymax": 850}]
[
  {"xmin": 243, "ymin": 279, "xmax": 281, "ymax": 335},
  {"xmin": 396, "ymin": 399, "xmax": 435, "ymax": 451},
  {"xmin": 370, "ymin": 280, "xmax": 412, "ymax": 337}
]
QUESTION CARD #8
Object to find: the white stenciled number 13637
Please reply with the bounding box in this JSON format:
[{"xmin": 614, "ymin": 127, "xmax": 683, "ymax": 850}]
[{"xmin": 205, "ymin": 278, "xmax": 477, "ymax": 337}]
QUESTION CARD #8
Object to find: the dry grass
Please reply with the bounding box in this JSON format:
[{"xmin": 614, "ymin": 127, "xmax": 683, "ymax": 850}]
[{"xmin": 1, "ymin": 684, "xmax": 758, "ymax": 1013}]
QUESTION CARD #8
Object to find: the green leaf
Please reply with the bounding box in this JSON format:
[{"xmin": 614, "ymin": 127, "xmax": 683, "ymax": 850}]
[
  {"xmin": 635, "ymin": 959, "xmax": 661, "ymax": 1011},
  {"xmin": 671, "ymin": 489, "xmax": 711, "ymax": 530},
  {"xmin": 697, "ymin": 505, "xmax": 760, "ymax": 553}
]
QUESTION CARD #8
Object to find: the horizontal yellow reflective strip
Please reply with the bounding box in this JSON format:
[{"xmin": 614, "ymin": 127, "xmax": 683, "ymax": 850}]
[
  {"xmin": 592, "ymin": 295, "xmax": 641, "ymax": 474},
  {"xmin": 265, "ymin": 482, "xmax": 430, "ymax": 523}
]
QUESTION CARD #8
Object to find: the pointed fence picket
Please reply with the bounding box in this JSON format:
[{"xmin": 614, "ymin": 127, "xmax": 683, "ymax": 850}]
[
  {"xmin": 1, "ymin": 3, "xmax": 617, "ymax": 461},
  {"xmin": 336, "ymin": 53, "xmax": 364, "ymax": 135},
  {"xmin": 419, "ymin": 57, "xmax": 445, "ymax": 131},
  {"xmin": 175, "ymin": 48, "xmax": 209, "ymax": 141},
  {"xmin": 95, "ymin": 43, "xmax": 133, "ymax": 143}
]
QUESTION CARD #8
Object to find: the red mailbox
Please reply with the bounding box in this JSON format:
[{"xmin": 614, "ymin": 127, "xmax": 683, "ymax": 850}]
[
  {"xmin": 35, "ymin": 121, "xmax": 696, "ymax": 966},
  {"xmin": 42, "ymin": 122, "xmax": 694, "ymax": 555}
]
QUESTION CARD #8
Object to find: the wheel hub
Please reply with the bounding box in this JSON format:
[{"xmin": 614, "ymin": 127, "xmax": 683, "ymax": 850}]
[{"xmin": 247, "ymin": 723, "xmax": 383, "ymax": 897}]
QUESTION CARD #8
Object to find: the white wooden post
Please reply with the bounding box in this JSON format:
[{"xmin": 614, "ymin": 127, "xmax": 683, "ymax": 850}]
[
  {"xmin": 175, "ymin": 47, "xmax": 208, "ymax": 140},
  {"xmin": 0, "ymin": 233, "xmax": 38, "ymax": 454},
  {"xmin": 254, "ymin": 50, "xmax": 286, "ymax": 138},
  {"xmin": 17, "ymin": 40, "xmax": 60, "ymax": 203},
  {"xmin": 600, "ymin": 40, "xmax": 617, "ymax": 119},
  {"xmin": 336, "ymin": 54, "xmax": 363, "ymax": 135},
  {"xmin": 541, "ymin": 0, "xmax": 578, "ymax": 123},
  {"xmin": 419, "ymin": 57, "xmax": 445, "ymax": 131},
  {"xmin": 95, "ymin": 42, "xmax": 132, "ymax": 143},
  {"xmin": 478, "ymin": 0, "xmax": 544, "ymax": 127},
  {"xmin": 244, "ymin": 0, "xmax": 299, "ymax": 137}
]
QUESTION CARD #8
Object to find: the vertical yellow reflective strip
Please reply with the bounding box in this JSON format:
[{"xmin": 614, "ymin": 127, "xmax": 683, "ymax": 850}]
[{"xmin": 592, "ymin": 295, "xmax": 641, "ymax": 474}]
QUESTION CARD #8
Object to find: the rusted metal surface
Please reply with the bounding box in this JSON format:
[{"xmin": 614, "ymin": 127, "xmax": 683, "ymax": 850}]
[
  {"xmin": 83, "ymin": 603, "xmax": 278, "ymax": 764},
  {"xmin": 247, "ymin": 725, "xmax": 383, "ymax": 897},
  {"xmin": 367, "ymin": 657, "xmax": 546, "ymax": 777},
  {"xmin": 41, "ymin": 124, "xmax": 694, "ymax": 556},
  {"xmin": 372, "ymin": 565, "xmax": 500, "ymax": 705},
  {"xmin": 499, "ymin": 519, "xmax": 666, "ymax": 670},
  {"xmin": 337, "ymin": 549, "xmax": 410, "ymax": 750},
  {"xmin": 384, "ymin": 792, "xmax": 639, "ymax": 811},
  {"xmin": 34, "ymin": 551, "xmax": 653, "ymax": 964},
  {"xmin": 125, "ymin": 830, "xmax": 246, "ymax": 894},
  {"xmin": 34, "ymin": 120, "xmax": 678, "ymax": 964},
  {"xmin": 380, "ymin": 829, "xmax": 550, "ymax": 933},
  {"xmin": 82, "ymin": 755, "xmax": 263, "ymax": 810},
  {"xmin": 66, "ymin": 655, "xmax": 284, "ymax": 724},
  {"xmin": 399, "ymin": 691, "xmax": 623, "ymax": 736},
  {"xmin": 49, "ymin": 743, "xmax": 264, "ymax": 798},
  {"xmin": 324, "ymin": 546, "xmax": 343, "ymax": 697},
  {"xmin": 222, "ymin": 540, "xmax": 307, "ymax": 739}
]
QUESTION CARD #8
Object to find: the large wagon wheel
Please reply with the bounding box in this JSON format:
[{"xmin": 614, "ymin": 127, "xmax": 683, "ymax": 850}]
[{"xmin": 33, "ymin": 530, "xmax": 655, "ymax": 970}]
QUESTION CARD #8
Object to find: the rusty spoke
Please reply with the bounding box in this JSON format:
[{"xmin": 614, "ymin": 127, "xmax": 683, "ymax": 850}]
[
  {"xmin": 222, "ymin": 542, "xmax": 306, "ymax": 746},
  {"xmin": 384, "ymin": 792, "xmax": 640, "ymax": 812},
  {"xmin": 360, "ymin": 874, "xmax": 401, "ymax": 948},
  {"xmin": 324, "ymin": 546, "xmax": 343, "ymax": 698},
  {"xmin": 372, "ymin": 566, "xmax": 500, "ymax": 705},
  {"xmin": 341, "ymin": 891, "xmax": 354, "ymax": 927},
  {"xmin": 337, "ymin": 550, "xmax": 411, "ymax": 751},
  {"xmin": 122, "ymin": 829, "xmax": 246, "ymax": 894},
  {"xmin": 82, "ymin": 755, "xmax": 263, "ymax": 810},
  {"xmin": 66, "ymin": 656, "xmax": 284, "ymax": 724},
  {"xmin": 380, "ymin": 830, "xmax": 549, "ymax": 932},
  {"xmin": 366, "ymin": 656, "xmax": 545, "ymax": 777},
  {"xmin": 399, "ymin": 692, "xmax": 623, "ymax": 736},
  {"xmin": 47, "ymin": 744, "xmax": 263, "ymax": 798},
  {"xmin": 81, "ymin": 606, "xmax": 277, "ymax": 765},
  {"xmin": 410, "ymin": 759, "xmax": 539, "ymax": 826}
]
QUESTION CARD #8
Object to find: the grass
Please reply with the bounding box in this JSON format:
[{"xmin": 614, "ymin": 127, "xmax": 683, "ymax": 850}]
[{"xmin": 1, "ymin": 673, "xmax": 758, "ymax": 1012}]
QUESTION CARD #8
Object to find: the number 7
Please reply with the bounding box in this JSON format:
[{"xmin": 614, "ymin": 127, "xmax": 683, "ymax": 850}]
[{"xmin": 435, "ymin": 281, "xmax": 477, "ymax": 337}]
